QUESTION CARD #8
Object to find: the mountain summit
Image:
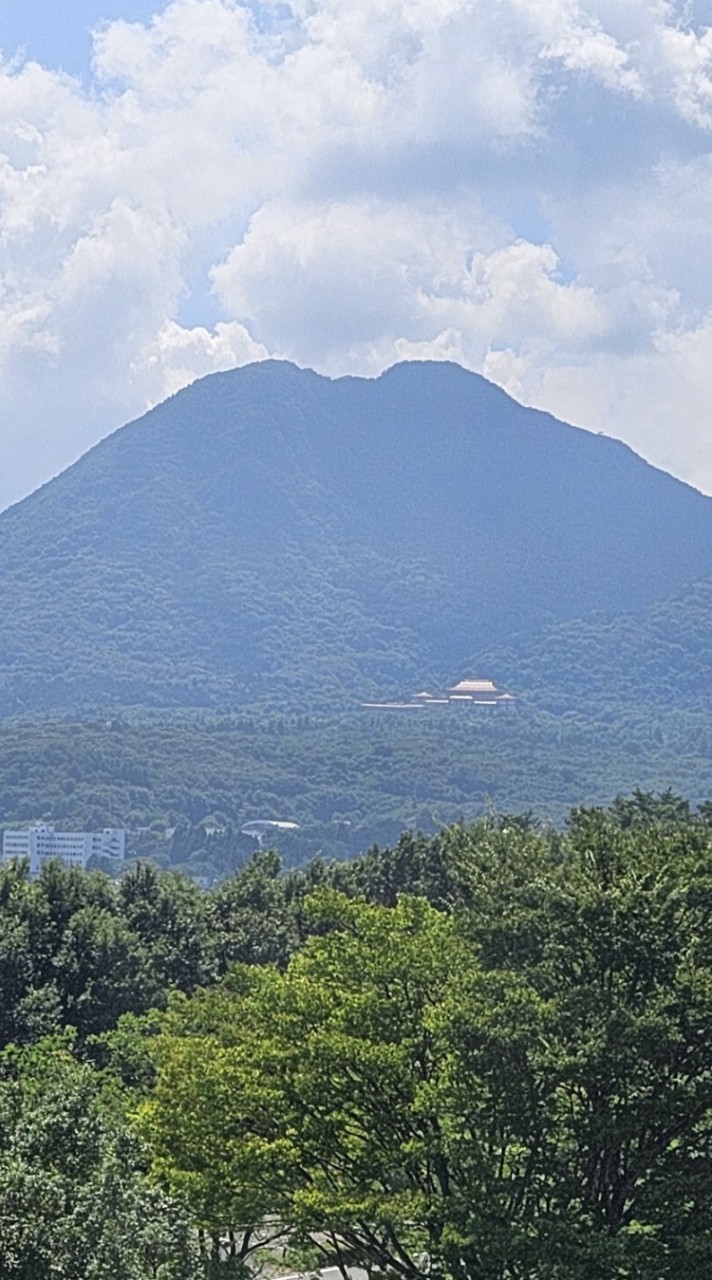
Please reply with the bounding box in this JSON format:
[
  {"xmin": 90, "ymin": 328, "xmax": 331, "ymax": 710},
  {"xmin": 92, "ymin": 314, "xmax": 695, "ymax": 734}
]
[{"xmin": 1, "ymin": 359, "xmax": 711, "ymax": 714}]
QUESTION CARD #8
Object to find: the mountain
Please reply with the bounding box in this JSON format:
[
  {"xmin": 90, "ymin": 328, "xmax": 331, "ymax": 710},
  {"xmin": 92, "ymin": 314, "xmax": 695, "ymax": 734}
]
[
  {"xmin": 475, "ymin": 576, "xmax": 712, "ymax": 713},
  {"xmin": 1, "ymin": 358, "xmax": 712, "ymax": 715}
]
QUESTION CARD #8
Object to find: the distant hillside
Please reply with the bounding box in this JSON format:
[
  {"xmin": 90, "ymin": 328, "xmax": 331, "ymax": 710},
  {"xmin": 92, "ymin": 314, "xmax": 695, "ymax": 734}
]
[
  {"xmin": 1, "ymin": 359, "xmax": 712, "ymax": 715},
  {"xmin": 3, "ymin": 710, "xmax": 712, "ymax": 876},
  {"xmin": 475, "ymin": 577, "xmax": 712, "ymax": 713}
]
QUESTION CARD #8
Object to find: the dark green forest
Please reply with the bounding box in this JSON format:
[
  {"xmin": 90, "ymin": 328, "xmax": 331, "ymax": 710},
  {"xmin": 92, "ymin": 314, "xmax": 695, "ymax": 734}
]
[
  {"xmin": 3, "ymin": 798, "xmax": 712, "ymax": 1278},
  {"xmin": 3, "ymin": 706, "xmax": 712, "ymax": 880},
  {"xmin": 477, "ymin": 577, "xmax": 712, "ymax": 711}
]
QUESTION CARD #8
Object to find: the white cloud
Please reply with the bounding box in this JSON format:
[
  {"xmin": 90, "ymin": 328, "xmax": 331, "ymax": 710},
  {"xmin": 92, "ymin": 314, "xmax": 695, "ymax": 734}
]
[
  {"xmin": 133, "ymin": 317, "xmax": 268, "ymax": 400},
  {"xmin": 211, "ymin": 198, "xmax": 498, "ymax": 363},
  {"xmin": 212, "ymin": 199, "xmax": 607, "ymax": 376},
  {"xmin": 492, "ymin": 315, "xmax": 712, "ymax": 493},
  {"xmin": 652, "ymin": 21, "xmax": 712, "ymax": 126},
  {"xmin": 1, "ymin": 0, "xmax": 712, "ymax": 507}
]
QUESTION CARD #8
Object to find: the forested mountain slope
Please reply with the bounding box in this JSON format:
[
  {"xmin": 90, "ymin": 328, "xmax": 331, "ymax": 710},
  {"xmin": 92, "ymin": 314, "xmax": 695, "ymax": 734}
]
[
  {"xmin": 475, "ymin": 577, "xmax": 712, "ymax": 712},
  {"xmin": 1, "ymin": 358, "xmax": 711, "ymax": 714}
]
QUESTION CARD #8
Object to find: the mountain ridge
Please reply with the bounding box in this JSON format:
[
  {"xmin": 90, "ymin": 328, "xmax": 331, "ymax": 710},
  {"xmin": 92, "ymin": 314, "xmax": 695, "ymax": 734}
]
[{"xmin": 2, "ymin": 357, "xmax": 712, "ymax": 715}]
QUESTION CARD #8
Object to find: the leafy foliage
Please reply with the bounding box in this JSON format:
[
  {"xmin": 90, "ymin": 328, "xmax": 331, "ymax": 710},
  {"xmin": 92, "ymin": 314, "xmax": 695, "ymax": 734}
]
[
  {"xmin": 3, "ymin": 805, "xmax": 712, "ymax": 1276},
  {"xmin": 0, "ymin": 1036, "xmax": 198, "ymax": 1279},
  {"xmin": 140, "ymin": 813, "xmax": 712, "ymax": 1279},
  {"xmin": 0, "ymin": 859, "xmax": 214, "ymax": 1049}
]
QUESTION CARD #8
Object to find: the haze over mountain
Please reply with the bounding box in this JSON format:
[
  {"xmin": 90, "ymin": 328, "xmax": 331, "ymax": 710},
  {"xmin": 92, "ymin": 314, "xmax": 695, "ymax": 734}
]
[
  {"xmin": 2, "ymin": 358, "xmax": 711, "ymax": 716},
  {"xmin": 476, "ymin": 576, "xmax": 712, "ymax": 714}
]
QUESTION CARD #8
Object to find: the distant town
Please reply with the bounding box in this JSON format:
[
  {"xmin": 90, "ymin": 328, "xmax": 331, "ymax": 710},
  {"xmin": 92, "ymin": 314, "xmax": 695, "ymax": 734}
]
[{"xmin": 361, "ymin": 677, "xmax": 516, "ymax": 712}]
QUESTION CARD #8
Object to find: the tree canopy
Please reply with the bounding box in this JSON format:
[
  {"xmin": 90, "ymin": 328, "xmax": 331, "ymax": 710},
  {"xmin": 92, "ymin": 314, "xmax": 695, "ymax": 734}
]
[
  {"xmin": 2, "ymin": 805, "xmax": 712, "ymax": 1277},
  {"xmin": 0, "ymin": 1036, "xmax": 198, "ymax": 1280},
  {"xmin": 139, "ymin": 811, "xmax": 712, "ymax": 1279}
]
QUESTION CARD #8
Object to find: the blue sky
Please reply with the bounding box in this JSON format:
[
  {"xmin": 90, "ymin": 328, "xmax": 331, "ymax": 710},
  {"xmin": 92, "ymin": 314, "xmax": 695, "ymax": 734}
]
[
  {"xmin": 1, "ymin": 0, "xmax": 712, "ymax": 510},
  {"xmin": 1, "ymin": 1, "xmax": 161, "ymax": 76}
]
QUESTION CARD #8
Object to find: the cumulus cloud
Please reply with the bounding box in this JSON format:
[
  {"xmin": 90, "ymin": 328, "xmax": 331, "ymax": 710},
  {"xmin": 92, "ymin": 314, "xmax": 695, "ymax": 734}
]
[
  {"xmin": 212, "ymin": 198, "xmax": 608, "ymax": 374},
  {"xmin": 211, "ymin": 198, "xmax": 497, "ymax": 363},
  {"xmin": 133, "ymin": 318, "xmax": 268, "ymax": 400},
  {"xmin": 1, "ymin": 0, "xmax": 712, "ymax": 507},
  {"xmin": 506, "ymin": 317, "xmax": 712, "ymax": 494}
]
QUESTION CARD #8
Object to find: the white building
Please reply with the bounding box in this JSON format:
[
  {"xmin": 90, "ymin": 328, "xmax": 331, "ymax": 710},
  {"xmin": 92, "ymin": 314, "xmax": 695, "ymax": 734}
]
[{"xmin": 2, "ymin": 825, "xmax": 125, "ymax": 878}]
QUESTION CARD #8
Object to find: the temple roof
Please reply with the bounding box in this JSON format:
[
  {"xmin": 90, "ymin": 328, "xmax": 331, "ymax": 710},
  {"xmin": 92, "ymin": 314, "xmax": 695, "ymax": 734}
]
[{"xmin": 449, "ymin": 679, "xmax": 498, "ymax": 694}]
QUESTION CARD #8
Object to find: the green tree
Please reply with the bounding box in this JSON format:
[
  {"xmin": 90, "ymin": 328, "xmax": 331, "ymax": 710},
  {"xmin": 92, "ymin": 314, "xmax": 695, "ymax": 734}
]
[
  {"xmin": 209, "ymin": 850, "xmax": 298, "ymax": 971},
  {"xmin": 449, "ymin": 812, "xmax": 712, "ymax": 1275},
  {"xmin": 0, "ymin": 1036, "xmax": 199, "ymax": 1280},
  {"xmin": 118, "ymin": 861, "xmax": 214, "ymax": 993},
  {"xmin": 140, "ymin": 892, "xmax": 557, "ymax": 1279},
  {"xmin": 140, "ymin": 817, "xmax": 712, "ymax": 1280}
]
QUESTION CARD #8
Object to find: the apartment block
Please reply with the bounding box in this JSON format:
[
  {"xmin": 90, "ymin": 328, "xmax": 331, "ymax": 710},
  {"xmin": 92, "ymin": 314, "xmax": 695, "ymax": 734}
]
[{"xmin": 2, "ymin": 824, "xmax": 125, "ymax": 877}]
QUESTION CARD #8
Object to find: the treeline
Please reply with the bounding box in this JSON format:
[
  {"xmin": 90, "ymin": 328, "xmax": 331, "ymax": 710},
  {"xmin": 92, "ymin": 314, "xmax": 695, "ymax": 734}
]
[
  {"xmin": 3, "ymin": 793, "xmax": 712, "ymax": 1277},
  {"xmin": 5, "ymin": 711, "xmax": 712, "ymax": 882},
  {"xmin": 0, "ymin": 829, "xmax": 467, "ymax": 1050}
]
